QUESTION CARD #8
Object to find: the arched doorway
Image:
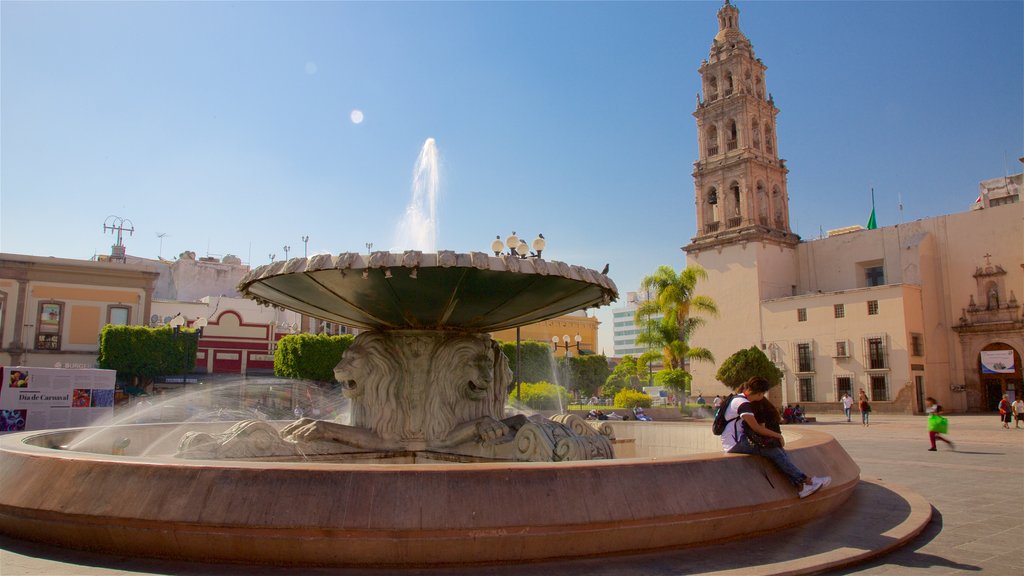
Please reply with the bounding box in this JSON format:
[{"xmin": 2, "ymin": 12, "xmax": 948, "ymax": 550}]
[{"xmin": 978, "ymin": 343, "xmax": 1022, "ymax": 411}]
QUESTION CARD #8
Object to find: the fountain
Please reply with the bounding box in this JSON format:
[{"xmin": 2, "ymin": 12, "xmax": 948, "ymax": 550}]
[{"xmin": 0, "ymin": 139, "xmax": 866, "ymax": 568}]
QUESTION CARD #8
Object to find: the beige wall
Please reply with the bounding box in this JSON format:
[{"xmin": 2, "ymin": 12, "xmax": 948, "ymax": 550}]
[{"xmin": 491, "ymin": 312, "xmax": 600, "ymax": 358}]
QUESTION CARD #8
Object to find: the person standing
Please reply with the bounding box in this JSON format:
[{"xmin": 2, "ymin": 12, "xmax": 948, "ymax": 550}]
[
  {"xmin": 841, "ymin": 393, "xmax": 854, "ymax": 422},
  {"xmin": 1012, "ymin": 397, "xmax": 1024, "ymax": 429},
  {"xmin": 858, "ymin": 391, "xmax": 871, "ymax": 427},
  {"xmin": 925, "ymin": 397, "xmax": 954, "ymax": 451},
  {"xmin": 998, "ymin": 394, "xmax": 1012, "ymax": 429}
]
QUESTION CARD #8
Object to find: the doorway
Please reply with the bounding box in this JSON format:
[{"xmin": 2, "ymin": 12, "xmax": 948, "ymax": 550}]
[{"xmin": 983, "ymin": 380, "xmax": 1003, "ymax": 412}]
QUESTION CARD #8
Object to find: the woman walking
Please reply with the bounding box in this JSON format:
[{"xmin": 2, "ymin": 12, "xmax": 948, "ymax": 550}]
[
  {"xmin": 858, "ymin": 391, "xmax": 871, "ymax": 427},
  {"xmin": 925, "ymin": 397, "xmax": 954, "ymax": 451},
  {"xmin": 998, "ymin": 394, "xmax": 1012, "ymax": 429}
]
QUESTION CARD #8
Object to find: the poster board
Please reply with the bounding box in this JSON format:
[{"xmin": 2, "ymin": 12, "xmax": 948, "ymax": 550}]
[
  {"xmin": 0, "ymin": 366, "xmax": 116, "ymax": 432},
  {"xmin": 980, "ymin": 350, "xmax": 1015, "ymax": 374}
]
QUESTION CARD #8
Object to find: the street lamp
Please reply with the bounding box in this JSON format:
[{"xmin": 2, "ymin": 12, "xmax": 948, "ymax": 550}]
[
  {"xmin": 489, "ymin": 232, "xmax": 546, "ymax": 403},
  {"xmin": 492, "ymin": 232, "xmax": 545, "ymax": 259},
  {"xmin": 283, "ymin": 245, "xmax": 291, "ymax": 260},
  {"xmin": 301, "ymin": 236, "xmax": 309, "ymax": 258},
  {"xmin": 552, "ymin": 334, "xmax": 583, "ymax": 357}
]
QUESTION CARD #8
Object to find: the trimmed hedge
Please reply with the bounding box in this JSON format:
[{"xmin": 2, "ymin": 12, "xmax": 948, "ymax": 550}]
[
  {"xmin": 498, "ymin": 341, "xmax": 554, "ymax": 384},
  {"xmin": 508, "ymin": 381, "xmax": 570, "ymax": 411},
  {"xmin": 274, "ymin": 333, "xmax": 354, "ymax": 383},
  {"xmin": 614, "ymin": 388, "xmax": 653, "ymax": 410},
  {"xmin": 715, "ymin": 346, "xmax": 783, "ymax": 391},
  {"xmin": 97, "ymin": 325, "xmax": 198, "ymax": 383}
]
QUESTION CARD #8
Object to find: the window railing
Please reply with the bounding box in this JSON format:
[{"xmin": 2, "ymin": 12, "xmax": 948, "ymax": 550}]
[
  {"xmin": 707, "ymin": 145, "xmax": 719, "ymax": 156},
  {"xmin": 704, "ymin": 221, "xmax": 721, "ymax": 234},
  {"xmin": 726, "ymin": 140, "xmax": 738, "ymax": 151},
  {"xmin": 727, "ymin": 216, "xmax": 742, "ymax": 228}
]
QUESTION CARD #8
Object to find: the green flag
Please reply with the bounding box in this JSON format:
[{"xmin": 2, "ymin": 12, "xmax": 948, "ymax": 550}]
[{"xmin": 866, "ymin": 187, "xmax": 877, "ymax": 229}]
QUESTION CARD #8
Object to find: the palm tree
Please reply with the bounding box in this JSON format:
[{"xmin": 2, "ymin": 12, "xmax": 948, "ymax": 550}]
[{"xmin": 634, "ymin": 265, "xmax": 717, "ymax": 371}]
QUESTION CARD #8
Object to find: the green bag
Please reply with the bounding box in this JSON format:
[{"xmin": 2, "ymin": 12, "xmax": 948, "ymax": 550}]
[{"xmin": 927, "ymin": 414, "xmax": 948, "ymax": 433}]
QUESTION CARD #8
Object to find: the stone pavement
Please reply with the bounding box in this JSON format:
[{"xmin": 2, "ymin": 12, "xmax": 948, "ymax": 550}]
[{"xmin": 1, "ymin": 413, "xmax": 1021, "ymax": 575}]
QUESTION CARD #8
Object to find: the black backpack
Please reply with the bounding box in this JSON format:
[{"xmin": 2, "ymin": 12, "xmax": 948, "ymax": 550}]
[{"xmin": 712, "ymin": 394, "xmax": 738, "ymax": 436}]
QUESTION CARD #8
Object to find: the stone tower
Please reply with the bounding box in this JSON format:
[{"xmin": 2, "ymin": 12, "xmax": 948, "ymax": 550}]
[
  {"xmin": 688, "ymin": 0, "xmax": 798, "ymax": 251},
  {"xmin": 684, "ymin": 1, "xmax": 800, "ymax": 393}
]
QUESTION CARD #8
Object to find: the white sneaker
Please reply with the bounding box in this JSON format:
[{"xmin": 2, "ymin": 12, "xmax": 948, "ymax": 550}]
[
  {"xmin": 812, "ymin": 476, "xmax": 832, "ymax": 490},
  {"xmin": 798, "ymin": 477, "xmax": 825, "ymax": 499}
]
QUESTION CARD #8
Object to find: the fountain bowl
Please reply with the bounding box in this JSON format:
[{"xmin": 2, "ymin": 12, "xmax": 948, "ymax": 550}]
[{"xmin": 0, "ymin": 421, "xmax": 858, "ymax": 567}]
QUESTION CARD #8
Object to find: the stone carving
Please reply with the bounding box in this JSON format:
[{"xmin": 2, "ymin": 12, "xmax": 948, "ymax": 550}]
[
  {"xmin": 178, "ymin": 420, "xmax": 298, "ymax": 459},
  {"xmin": 511, "ymin": 416, "xmax": 613, "ymax": 462},
  {"xmin": 549, "ymin": 413, "xmax": 615, "ymax": 440}
]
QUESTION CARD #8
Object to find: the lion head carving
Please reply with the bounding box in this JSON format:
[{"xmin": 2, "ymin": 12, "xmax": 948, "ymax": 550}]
[
  {"xmin": 423, "ymin": 335, "xmax": 511, "ymax": 443},
  {"xmin": 334, "ymin": 332, "xmax": 404, "ymax": 442}
]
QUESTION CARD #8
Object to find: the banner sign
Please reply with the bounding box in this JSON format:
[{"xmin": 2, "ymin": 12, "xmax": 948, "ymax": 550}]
[
  {"xmin": 980, "ymin": 350, "xmax": 1015, "ymax": 374},
  {"xmin": 0, "ymin": 366, "xmax": 116, "ymax": 432}
]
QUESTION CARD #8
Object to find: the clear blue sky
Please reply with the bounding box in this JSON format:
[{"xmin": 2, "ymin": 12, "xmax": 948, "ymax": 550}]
[{"xmin": 2, "ymin": 1, "xmax": 1021, "ymax": 353}]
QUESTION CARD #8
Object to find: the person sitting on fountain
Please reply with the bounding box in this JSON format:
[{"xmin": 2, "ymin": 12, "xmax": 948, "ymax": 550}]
[{"xmin": 721, "ymin": 376, "xmax": 831, "ymax": 499}]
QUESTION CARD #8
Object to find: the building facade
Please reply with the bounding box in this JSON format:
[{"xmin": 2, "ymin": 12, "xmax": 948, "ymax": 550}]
[
  {"xmin": 683, "ymin": 2, "xmax": 1023, "ymax": 413},
  {"xmin": 490, "ymin": 311, "xmax": 600, "ymax": 358}
]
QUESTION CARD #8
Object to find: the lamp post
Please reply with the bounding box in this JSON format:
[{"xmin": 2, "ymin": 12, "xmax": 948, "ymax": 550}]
[
  {"xmin": 268, "ymin": 253, "xmax": 276, "ymax": 263},
  {"xmin": 552, "ymin": 334, "xmax": 582, "ymax": 408},
  {"xmin": 489, "ymin": 232, "xmax": 545, "ymax": 402},
  {"xmin": 168, "ymin": 315, "xmax": 207, "ymax": 375},
  {"xmin": 301, "ymin": 236, "xmax": 309, "ymax": 258},
  {"xmin": 283, "ymin": 245, "xmax": 291, "ymax": 260}
]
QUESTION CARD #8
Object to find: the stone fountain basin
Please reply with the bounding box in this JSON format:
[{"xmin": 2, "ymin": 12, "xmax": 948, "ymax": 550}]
[
  {"xmin": 239, "ymin": 251, "xmax": 617, "ymax": 331},
  {"xmin": 0, "ymin": 421, "xmax": 858, "ymax": 567}
]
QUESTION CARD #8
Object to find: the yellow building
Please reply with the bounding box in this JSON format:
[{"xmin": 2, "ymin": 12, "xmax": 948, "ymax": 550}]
[
  {"xmin": 0, "ymin": 254, "xmax": 159, "ymax": 368},
  {"xmin": 491, "ymin": 311, "xmax": 600, "ymax": 358}
]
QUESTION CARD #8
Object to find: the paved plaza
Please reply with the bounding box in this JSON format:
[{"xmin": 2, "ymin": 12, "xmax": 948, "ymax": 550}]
[{"xmin": 1, "ymin": 412, "xmax": 1021, "ymax": 575}]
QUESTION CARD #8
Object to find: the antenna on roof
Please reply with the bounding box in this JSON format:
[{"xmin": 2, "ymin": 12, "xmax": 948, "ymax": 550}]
[{"xmin": 103, "ymin": 215, "xmax": 134, "ymax": 263}]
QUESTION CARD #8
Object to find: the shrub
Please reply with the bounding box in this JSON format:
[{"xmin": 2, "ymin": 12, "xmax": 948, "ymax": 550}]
[
  {"xmin": 498, "ymin": 341, "xmax": 554, "ymax": 385},
  {"xmin": 98, "ymin": 325, "xmax": 197, "ymax": 384},
  {"xmin": 508, "ymin": 381, "xmax": 569, "ymax": 411},
  {"xmin": 275, "ymin": 333, "xmax": 354, "ymax": 383},
  {"xmin": 614, "ymin": 388, "xmax": 653, "ymax": 410},
  {"xmin": 654, "ymin": 368, "xmax": 691, "ymax": 397},
  {"xmin": 715, "ymin": 346, "xmax": 783, "ymax": 391}
]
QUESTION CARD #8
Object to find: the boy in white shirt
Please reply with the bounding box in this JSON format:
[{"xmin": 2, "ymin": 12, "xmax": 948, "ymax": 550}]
[{"xmin": 721, "ymin": 376, "xmax": 832, "ymax": 499}]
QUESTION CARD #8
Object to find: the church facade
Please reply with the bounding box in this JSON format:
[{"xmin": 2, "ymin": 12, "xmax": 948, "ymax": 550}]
[{"xmin": 684, "ymin": 2, "xmax": 1022, "ymax": 413}]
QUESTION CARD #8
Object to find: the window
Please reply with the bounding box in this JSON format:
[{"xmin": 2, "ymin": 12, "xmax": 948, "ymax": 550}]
[
  {"xmin": 867, "ymin": 336, "xmax": 887, "ymax": 369},
  {"xmin": 799, "ymin": 378, "xmax": 814, "ymax": 402},
  {"xmin": 870, "ymin": 374, "xmax": 889, "ymax": 401},
  {"xmin": 836, "ymin": 376, "xmax": 852, "ymax": 398},
  {"xmin": 107, "ymin": 306, "xmax": 131, "ymax": 326},
  {"xmin": 835, "ymin": 340, "xmax": 849, "ymax": 358},
  {"xmin": 834, "ymin": 304, "xmax": 845, "ymax": 318},
  {"xmin": 911, "ymin": 333, "xmax": 924, "ymax": 357},
  {"xmin": 865, "ymin": 266, "xmax": 885, "ymax": 287},
  {"xmin": 867, "ymin": 300, "xmax": 879, "ymax": 315},
  {"xmin": 36, "ymin": 301, "xmax": 64, "ymax": 350},
  {"xmin": 797, "ymin": 342, "xmax": 813, "ymax": 372},
  {"xmin": 797, "ymin": 308, "xmax": 807, "ymax": 322}
]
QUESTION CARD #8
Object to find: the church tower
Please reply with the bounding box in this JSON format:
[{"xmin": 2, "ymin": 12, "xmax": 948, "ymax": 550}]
[
  {"xmin": 686, "ymin": 0, "xmax": 798, "ymax": 252},
  {"xmin": 684, "ymin": 1, "xmax": 800, "ymax": 394}
]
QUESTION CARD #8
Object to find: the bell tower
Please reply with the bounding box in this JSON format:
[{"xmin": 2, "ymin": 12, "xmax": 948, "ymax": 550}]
[
  {"xmin": 686, "ymin": 0, "xmax": 798, "ymax": 252},
  {"xmin": 683, "ymin": 1, "xmax": 801, "ymax": 397}
]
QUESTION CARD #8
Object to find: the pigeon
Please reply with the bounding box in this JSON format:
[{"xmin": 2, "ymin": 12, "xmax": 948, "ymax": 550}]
[{"xmin": 600, "ymin": 263, "xmax": 609, "ymax": 275}]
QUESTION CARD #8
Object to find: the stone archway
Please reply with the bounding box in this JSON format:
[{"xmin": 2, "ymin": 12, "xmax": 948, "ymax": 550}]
[{"xmin": 977, "ymin": 343, "xmax": 1022, "ymax": 411}]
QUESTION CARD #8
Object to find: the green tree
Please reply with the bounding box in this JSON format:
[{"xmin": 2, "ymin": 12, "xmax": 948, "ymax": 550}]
[
  {"xmin": 567, "ymin": 355, "xmax": 612, "ymax": 399},
  {"xmin": 98, "ymin": 325, "xmax": 198, "ymax": 389},
  {"xmin": 715, "ymin": 346, "xmax": 783, "ymax": 391},
  {"xmin": 603, "ymin": 355, "xmax": 645, "ymax": 397},
  {"xmin": 653, "ymin": 368, "xmax": 691, "ymax": 399},
  {"xmin": 498, "ymin": 341, "xmax": 554, "ymax": 385},
  {"xmin": 635, "ymin": 264, "xmax": 717, "ymax": 372},
  {"xmin": 275, "ymin": 333, "xmax": 354, "ymax": 383}
]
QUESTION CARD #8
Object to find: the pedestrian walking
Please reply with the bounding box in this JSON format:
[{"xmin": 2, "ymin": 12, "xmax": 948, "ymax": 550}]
[
  {"xmin": 925, "ymin": 397, "xmax": 954, "ymax": 451},
  {"xmin": 1012, "ymin": 397, "xmax": 1024, "ymax": 429},
  {"xmin": 841, "ymin": 393, "xmax": 854, "ymax": 422},
  {"xmin": 998, "ymin": 394, "xmax": 1012, "ymax": 429},
  {"xmin": 858, "ymin": 391, "xmax": 871, "ymax": 427}
]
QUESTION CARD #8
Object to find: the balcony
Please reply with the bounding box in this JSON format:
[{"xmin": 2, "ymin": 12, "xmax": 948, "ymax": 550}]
[
  {"xmin": 704, "ymin": 221, "xmax": 721, "ymax": 234},
  {"xmin": 707, "ymin": 145, "xmax": 719, "ymax": 156},
  {"xmin": 727, "ymin": 216, "xmax": 742, "ymax": 228},
  {"xmin": 726, "ymin": 140, "xmax": 738, "ymax": 151}
]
